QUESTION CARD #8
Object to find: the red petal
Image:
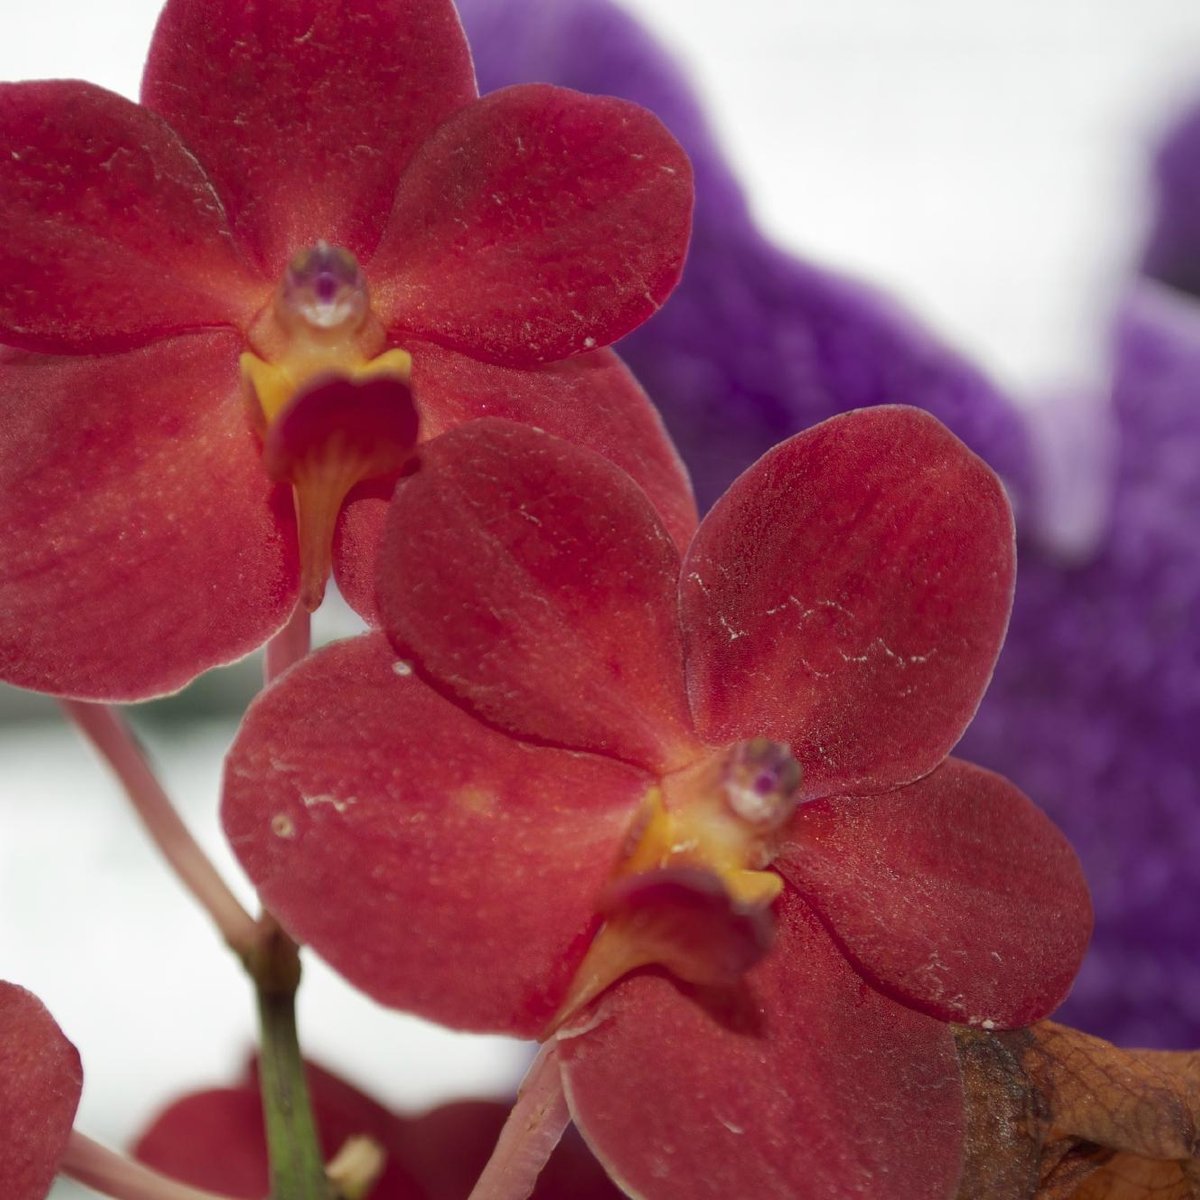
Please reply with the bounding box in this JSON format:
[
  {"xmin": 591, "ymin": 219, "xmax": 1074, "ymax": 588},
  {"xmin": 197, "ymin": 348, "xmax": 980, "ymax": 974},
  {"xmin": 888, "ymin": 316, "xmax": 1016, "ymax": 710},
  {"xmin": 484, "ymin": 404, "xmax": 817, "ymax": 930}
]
[
  {"xmin": 413, "ymin": 343, "xmax": 697, "ymax": 550},
  {"xmin": 222, "ymin": 634, "xmax": 650, "ymax": 1037},
  {"xmin": 558, "ymin": 892, "xmax": 964, "ymax": 1200},
  {"xmin": 377, "ymin": 420, "xmax": 697, "ymax": 771},
  {"xmin": 0, "ymin": 333, "xmax": 298, "ymax": 700},
  {"xmin": 333, "ymin": 343, "xmax": 699, "ymax": 622},
  {"xmin": 371, "ymin": 84, "xmax": 693, "ymax": 365},
  {"xmin": 133, "ymin": 1064, "xmax": 421, "ymax": 1200},
  {"xmin": 0, "ymin": 81, "xmax": 265, "ymax": 353},
  {"xmin": 0, "ymin": 983, "xmax": 83, "ymax": 1200},
  {"xmin": 135, "ymin": 1087, "xmax": 267, "ymax": 1199},
  {"xmin": 142, "ymin": 0, "xmax": 476, "ymax": 274},
  {"xmin": 778, "ymin": 757, "xmax": 1093, "ymax": 1029},
  {"xmin": 682, "ymin": 406, "xmax": 1015, "ymax": 798}
]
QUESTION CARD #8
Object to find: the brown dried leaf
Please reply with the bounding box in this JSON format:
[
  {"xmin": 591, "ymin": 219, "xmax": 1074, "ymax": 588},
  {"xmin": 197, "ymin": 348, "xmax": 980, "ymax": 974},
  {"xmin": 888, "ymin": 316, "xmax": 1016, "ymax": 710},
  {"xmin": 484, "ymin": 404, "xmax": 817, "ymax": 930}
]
[
  {"xmin": 1069, "ymin": 1153, "xmax": 1195, "ymax": 1200},
  {"xmin": 954, "ymin": 1027, "xmax": 1045, "ymax": 1200},
  {"xmin": 954, "ymin": 1023, "xmax": 1200, "ymax": 1200},
  {"xmin": 1023, "ymin": 1025, "xmax": 1199, "ymax": 1161}
]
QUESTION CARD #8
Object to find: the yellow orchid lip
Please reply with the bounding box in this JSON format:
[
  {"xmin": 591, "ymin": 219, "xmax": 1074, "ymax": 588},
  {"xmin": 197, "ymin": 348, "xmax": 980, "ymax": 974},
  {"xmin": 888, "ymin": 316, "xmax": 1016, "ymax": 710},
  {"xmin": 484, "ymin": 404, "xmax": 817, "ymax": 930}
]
[
  {"xmin": 548, "ymin": 739, "xmax": 803, "ymax": 1033},
  {"xmin": 240, "ymin": 242, "xmax": 420, "ymax": 611},
  {"xmin": 242, "ymin": 242, "xmax": 412, "ymax": 428}
]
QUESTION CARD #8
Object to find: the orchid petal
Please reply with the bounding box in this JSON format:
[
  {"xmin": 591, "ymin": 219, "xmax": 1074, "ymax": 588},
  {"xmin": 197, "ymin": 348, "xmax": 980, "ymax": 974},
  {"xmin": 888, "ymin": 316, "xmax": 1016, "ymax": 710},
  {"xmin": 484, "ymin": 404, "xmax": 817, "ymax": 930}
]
[
  {"xmin": 558, "ymin": 892, "xmax": 964, "ymax": 1200},
  {"xmin": 333, "ymin": 343, "xmax": 699, "ymax": 622},
  {"xmin": 222, "ymin": 634, "xmax": 650, "ymax": 1037},
  {"xmin": 142, "ymin": 0, "xmax": 476, "ymax": 273},
  {"xmin": 371, "ymin": 83, "xmax": 692, "ymax": 366},
  {"xmin": 778, "ymin": 758, "xmax": 1093, "ymax": 1029},
  {"xmin": 412, "ymin": 343, "xmax": 698, "ymax": 550},
  {"xmin": 0, "ymin": 332, "xmax": 297, "ymax": 700},
  {"xmin": 377, "ymin": 420, "xmax": 697, "ymax": 771},
  {"xmin": 458, "ymin": 0, "xmax": 1034, "ymax": 511},
  {"xmin": 682, "ymin": 406, "xmax": 1015, "ymax": 798},
  {"xmin": 0, "ymin": 983, "xmax": 83, "ymax": 1200},
  {"xmin": 0, "ymin": 81, "xmax": 263, "ymax": 353}
]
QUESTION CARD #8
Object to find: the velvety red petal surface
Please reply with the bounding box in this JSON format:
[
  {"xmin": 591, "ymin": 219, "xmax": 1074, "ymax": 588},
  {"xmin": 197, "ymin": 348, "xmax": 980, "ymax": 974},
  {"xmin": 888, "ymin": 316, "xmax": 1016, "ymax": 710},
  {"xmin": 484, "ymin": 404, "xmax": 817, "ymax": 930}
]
[
  {"xmin": 0, "ymin": 81, "xmax": 264, "ymax": 353},
  {"xmin": 333, "ymin": 342, "xmax": 698, "ymax": 621},
  {"xmin": 0, "ymin": 332, "xmax": 298, "ymax": 700},
  {"xmin": 413, "ymin": 343, "xmax": 697, "ymax": 549},
  {"xmin": 377, "ymin": 420, "xmax": 697, "ymax": 772},
  {"xmin": 0, "ymin": 983, "xmax": 83, "ymax": 1200},
  {"xmin": 558, "ymin": 892, "xmax": 965, "ymax": 1200},
  {"xmin": 222, "ymin": 634, "xmax": 649, "ymax": 1036},
  {"xmin": 134, "ymin": 1063, "xmax": 421, "ymax": 1199},
  {"xmin": 142, "ymin": 0, "xmax": 476, "ymax": 274},
  {"xmin": 777, "ymin": 757, "xmax": 1093, "ymax": 1030},
  {"xmin": 682, "ymin": 406, "xmax": 1015, "ymax": 798},
  {"xmin": 371, "ymin": 84, "xmax": 693, "ymax": 365}
]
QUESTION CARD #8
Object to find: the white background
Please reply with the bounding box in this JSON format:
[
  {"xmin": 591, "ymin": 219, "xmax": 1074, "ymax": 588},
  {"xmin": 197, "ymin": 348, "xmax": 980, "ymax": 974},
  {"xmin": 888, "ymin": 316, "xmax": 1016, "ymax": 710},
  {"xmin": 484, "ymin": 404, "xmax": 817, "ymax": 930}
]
[{"xmin": 2, "ymin": 0, "xmax": 1200, "ymax": 1192}]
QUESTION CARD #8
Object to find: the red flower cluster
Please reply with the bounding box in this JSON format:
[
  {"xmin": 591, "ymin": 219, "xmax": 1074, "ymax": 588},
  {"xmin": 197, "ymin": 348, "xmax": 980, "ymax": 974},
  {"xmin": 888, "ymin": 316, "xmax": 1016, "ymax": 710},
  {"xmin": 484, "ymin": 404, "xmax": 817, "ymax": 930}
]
[
  {"xmin": 223, "ymin": 407, "xmax": 1092, "ymax": 1199},
  {"xmin": 0, "ymin": 3, "xmax": 1096, "ymax": 1197},
  {"xmin": 133, "ymin": 1059, "xmax": 622, "ymax": 1200},
  {"xmin": 0, "ymin": 0, "xmax": 694, "ymax": 701}
]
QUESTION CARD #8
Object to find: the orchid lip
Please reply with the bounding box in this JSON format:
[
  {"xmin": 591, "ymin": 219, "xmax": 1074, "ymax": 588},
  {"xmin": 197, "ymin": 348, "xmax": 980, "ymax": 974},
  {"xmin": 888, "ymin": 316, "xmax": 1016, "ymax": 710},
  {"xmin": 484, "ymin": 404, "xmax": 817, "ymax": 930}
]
[
  {"xmin": 548, "ymin": 739, "xmax": 803, "ymax": 1032},
  {"xmin": 242, "ymin": 241, "xmax": 407, "ymax": 428},
  {"xmin": 237, "ymin": 243, "xmax": 417, "ymax": 612}
]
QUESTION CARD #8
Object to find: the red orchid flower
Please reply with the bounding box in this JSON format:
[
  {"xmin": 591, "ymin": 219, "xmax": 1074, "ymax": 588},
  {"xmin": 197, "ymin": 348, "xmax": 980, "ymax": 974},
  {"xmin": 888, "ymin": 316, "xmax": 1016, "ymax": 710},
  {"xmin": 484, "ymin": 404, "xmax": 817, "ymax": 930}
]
[
  {"xmin": 0, "ymin": 982, "xmax": 82, "ymax": 1200},
  {"xmin": 0, "ymin": 0, "xmax": 694, "ymax": 701},
  {"xmin": 134, "ymin": 1058, "xmax": 622, "ymax": 1200},
  {"xmin": 134, "ymin": 1059, "xmax": 424, "ymax": 1200},
  {"xmin": 222, "ymin": 407, "xmax": 1092, "ymax": 1199}
]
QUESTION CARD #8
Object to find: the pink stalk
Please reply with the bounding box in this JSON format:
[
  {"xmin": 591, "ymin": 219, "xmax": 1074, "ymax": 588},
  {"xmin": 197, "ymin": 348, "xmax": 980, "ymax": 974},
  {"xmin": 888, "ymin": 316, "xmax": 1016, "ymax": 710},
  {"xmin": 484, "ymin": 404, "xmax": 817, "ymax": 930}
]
[
  {"xmin": 60, "ymin": 700, "xmax": 258, "ymax": 958},
  {"xmin": 467, "ymin": 1043, "xmax": 571, "ymax": 1200},
  {"xmin": 264, "ymin": 605, "xmax": 312, "ymax": 685},
  {"xmin": 61, "ymin": 1131, "xmax": 247, "ymax": 1200}
]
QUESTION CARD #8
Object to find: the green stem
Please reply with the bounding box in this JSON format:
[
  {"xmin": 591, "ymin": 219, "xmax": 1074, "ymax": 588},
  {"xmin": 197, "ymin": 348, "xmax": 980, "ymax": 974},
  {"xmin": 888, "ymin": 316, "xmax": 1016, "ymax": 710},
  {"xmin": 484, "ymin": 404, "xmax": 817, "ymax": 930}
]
[{"xmin": 250, "ymin": 926, "xmax": 332, "ymax": 1200}]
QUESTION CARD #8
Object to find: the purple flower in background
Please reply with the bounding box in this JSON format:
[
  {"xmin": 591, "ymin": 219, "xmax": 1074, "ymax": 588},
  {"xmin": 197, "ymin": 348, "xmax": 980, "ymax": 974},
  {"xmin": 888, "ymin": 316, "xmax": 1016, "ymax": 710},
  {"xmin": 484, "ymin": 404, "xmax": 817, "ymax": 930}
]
[
  {"xmin": 961, "ymin": 286, "xmax": 1200, "ymax": 1047},
  {"xmin": 456, "ymin": 0, "xmax": 1032, "ymax": 512},
  {"xmin": 964, "ymin": 93, "xmax": 1200, "ymax": 1046},
  {"xmin": 460, "ymin": 0, "xmax": 1200, "ymax": 1046},
  {"xmin": 1143, "ymin": 91, "xmax": 1200, "ymax": 299}
]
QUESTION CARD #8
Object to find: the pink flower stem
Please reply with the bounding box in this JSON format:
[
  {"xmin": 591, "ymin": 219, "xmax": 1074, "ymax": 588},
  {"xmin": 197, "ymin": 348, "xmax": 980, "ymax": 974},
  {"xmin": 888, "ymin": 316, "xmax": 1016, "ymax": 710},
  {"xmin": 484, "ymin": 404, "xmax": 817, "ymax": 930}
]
[
  {"xmin": 467, "ymin": 1043, "xmax": 572, "ymax": 1200},
  {"xmin": 59, "ymin": 700, "xmax": 259, "ymax": 958},
  {"xmin": 60, "ymin": 1131, "xmax": 249, "ymax": 1200},
  {"xmin": 264, "ymin": 605, "xmax": 313, "ymax": 685}
]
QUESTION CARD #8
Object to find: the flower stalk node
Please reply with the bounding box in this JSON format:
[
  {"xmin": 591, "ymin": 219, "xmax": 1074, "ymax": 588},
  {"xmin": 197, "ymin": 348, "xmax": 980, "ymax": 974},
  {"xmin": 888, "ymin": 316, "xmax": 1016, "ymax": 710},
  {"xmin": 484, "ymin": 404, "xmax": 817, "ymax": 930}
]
[{"xmin": 242, "ymin": 919, "xmax": 302, "ymax": 999}]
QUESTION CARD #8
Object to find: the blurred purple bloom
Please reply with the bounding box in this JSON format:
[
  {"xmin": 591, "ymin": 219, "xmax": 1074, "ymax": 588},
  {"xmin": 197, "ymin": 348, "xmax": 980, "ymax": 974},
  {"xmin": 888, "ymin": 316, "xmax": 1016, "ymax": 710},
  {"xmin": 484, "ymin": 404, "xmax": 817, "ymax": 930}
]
[
  {"xmin": 457, "ymin": 0, "xmax": 1032, "ymax": 511},
  {"xmin": 461, "ymin": 0, "xmax": 1200, "ymax": 1047},
  {"xmin": 962, "ymin": 284, "xmax": 1200, "ymax": 1047},
  {"xmin": 1143, "ymin": 91, "xmax": 1200, "ymax": 298}
]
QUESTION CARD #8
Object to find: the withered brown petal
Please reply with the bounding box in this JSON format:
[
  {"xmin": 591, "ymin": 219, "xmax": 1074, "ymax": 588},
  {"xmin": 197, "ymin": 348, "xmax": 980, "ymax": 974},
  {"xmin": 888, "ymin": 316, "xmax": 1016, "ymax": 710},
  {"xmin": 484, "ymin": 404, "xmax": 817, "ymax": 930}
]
[
  {"xmin": 1022, "ymin": 1024, "xmax": 1199, "ymax": 1162},
  {"xmin": 953, "ymin": 1022, "xmax": 1200, "ymax": 1200},
  {"xmin": 1067, "ymin": 1154, "xmax": 1197, "ymax": 1200}
]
